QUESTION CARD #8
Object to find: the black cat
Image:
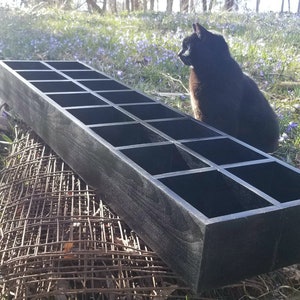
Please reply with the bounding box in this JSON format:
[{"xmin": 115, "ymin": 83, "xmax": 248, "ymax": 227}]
[{"xmin": 178, "ymin": 23, "xmax": 279, "ymax": 153}]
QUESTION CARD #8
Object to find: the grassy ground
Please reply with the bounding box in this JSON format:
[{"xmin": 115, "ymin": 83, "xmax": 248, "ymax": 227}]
[
  {"xmin": 0, "ymin": 6, "xmax": 300, "ymax": 299},
  {"xmin": 0, "ymin": 7, "xmax": 299, "ymax": 165}
]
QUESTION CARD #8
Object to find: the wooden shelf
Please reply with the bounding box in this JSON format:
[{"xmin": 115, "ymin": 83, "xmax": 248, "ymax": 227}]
[{"xmin": 1, "ymin": 60, "xmax": 300, "ymax": 293}]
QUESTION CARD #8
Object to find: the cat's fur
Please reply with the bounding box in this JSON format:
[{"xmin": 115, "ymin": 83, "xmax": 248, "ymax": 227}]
[{"xmin": 178, "ymin": 23, "xmax": 279, "ymax": 153}]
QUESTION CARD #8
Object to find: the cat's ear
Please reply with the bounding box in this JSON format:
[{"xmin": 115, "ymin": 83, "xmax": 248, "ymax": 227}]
[{"xmin": 193, "ymin": 23, "xmax": 208, "ymax": 39}]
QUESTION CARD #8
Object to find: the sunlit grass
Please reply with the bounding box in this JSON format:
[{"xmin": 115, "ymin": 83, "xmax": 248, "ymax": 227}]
[
  {"xmin": 0, "ymin": 7, "xmax": 299, "ymax": 165},
  {"xmin": 0, "ymin": 6, "xmax": 300, "ymax": 299}
]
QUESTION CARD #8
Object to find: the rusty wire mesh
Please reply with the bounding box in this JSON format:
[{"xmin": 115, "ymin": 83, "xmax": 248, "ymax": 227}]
[{"xmin": 0, "ymin": 126, "xmax": 190, "ymax": 299}]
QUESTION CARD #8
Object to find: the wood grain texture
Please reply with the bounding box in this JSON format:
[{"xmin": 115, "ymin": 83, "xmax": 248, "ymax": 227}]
[
  {"xmin": 1, "ymin": 60, "xmax": 300, "ymax": 293},
  {"xmin": 0, "ymin": 62, "xmax": 205, "ymax": 290}
]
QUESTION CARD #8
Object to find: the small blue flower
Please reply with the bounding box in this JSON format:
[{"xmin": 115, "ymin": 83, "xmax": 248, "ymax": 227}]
[
  {"xmin": 286, "ymin": 121, "xmax": 298, "ymax": 132},
  {"xmin": 144, "ymin": 56, "xmax": 152, "ymax": 64},
  {"xmin": 97, "ymin": 47, "xmax": 106, "ymax": 56}
]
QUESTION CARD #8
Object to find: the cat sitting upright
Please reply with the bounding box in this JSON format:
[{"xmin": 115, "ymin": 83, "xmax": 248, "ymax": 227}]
[{"xmin": 178, "ymin": 23, "xmax": 279, "ymax": 153}]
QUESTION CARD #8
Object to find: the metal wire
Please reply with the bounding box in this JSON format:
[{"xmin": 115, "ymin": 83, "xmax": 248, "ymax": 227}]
[{"xmin": 0, "ymin": 127, "xmax": 189, "ymax": 299}]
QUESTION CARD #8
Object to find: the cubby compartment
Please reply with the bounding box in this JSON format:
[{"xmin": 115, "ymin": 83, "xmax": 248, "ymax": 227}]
[
  {"xmin": 4, "ymin": 59, "xmax": 300, "ymax": 293},
  {"xmin": 47, "ymin": 93, "xmax": 107, "ymax": 107},
  {"xmin": 160, "ymin": 171, "xmax": 272, "ymax": 218},
  {"xmin": 121, "ymin": 144, "xmax": 208, "ymax": 175},
  {"xmin": 79, "ymin": 80, "xmax": 129, "ymax": 91},
  {"xmin": 98, "ymin": 91, "xmax": 155, "ymax": 104},
  {"xmin": 63, "ymin": 70, "xmax": 109, "ymax": 79},
  {"xmin": 227, "ymin": 162, "xmax": 300, "ymax": 203},
  {"xmin": 67, "ymin": 107, "xmax": 133, "ymax": 125},
  {"xmin": 149, "ymin": 119, "xmax": 220, "ymax": 140},
  {"xmin": 120, "ymin": 104, "xmax": 182, "ymax": 120},
  {"xmin": 46, "ymin": 61, "xmax": 90, "ymax": 70},
  {"xmin": 183, "ymin": 138, "xmax": 267, "ymax": 165},
  {"xmin": 92, "ymin": 123, "xmax": 166, "ymax": 147},
  {"xmin": 31, "ymin": 81, "xmax": 83, "ymax": 93},
  {"xmin": 4, "ymin": 61, "xmax": 50, "ymax": 70},
  {"xmin": 18, "ymin": 71, "xmax": 66, "ymax": 80}
]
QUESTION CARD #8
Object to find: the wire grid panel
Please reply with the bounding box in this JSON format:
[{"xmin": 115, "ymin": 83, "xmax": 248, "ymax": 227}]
[{"xmin": 0, "ymin": 128, "xmax": 187, "ymax": 299}]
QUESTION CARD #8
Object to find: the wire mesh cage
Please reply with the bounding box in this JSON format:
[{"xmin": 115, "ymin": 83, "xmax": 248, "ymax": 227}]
[{"xmin": 0, "ymin": 127, "xmax": 188, "ymax": 299}]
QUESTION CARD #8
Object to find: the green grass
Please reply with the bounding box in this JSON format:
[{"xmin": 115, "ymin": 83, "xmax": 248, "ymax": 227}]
[
  {"xmin": 0, "ymin": 7, "xmax": 299, "ymax": 178},
  {"xmin": 1, "ymin": 8, "xmax": 299, "ymax": 166},
  {"xmin": 0, "ymin": 7, "xmax": 300, "ymax": 299}
]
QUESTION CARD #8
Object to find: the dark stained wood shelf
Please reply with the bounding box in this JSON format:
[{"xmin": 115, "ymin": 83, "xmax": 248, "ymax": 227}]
[{"xmin": 1, "ymin": 60, "xmax": 300, "ymax": 293}]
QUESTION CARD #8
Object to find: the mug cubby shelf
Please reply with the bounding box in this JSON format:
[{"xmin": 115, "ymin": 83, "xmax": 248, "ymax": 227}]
[{"xmin": 1, "ymin": 60, "xmax": 300, "ymax": 293}]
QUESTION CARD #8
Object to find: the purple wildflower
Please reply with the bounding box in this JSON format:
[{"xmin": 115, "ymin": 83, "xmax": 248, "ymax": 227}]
[
  {"xmin": 97, "ymin": 47, "xmax": 106, "ymax": 56},
  {"xmin": 286, "ymin": 121, "xmax": 298, "ymax": 132}
]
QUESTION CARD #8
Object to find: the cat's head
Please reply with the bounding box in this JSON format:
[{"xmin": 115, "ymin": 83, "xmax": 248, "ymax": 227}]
[{"xmin": 178, "ymin": 23, "xmax": 230, "ymax": 67}]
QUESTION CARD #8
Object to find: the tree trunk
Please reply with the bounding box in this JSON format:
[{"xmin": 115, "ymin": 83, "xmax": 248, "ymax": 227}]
[
  {"xmin": 167, "ymin": 0, "xmax": 173, "ymax": 12},
  {"xmin": 202, "ymin": 0, "xmax": 207, "ymax": 12},
  {"xmin": 281, "ymin": 0, "xmax": 284, "ymax": 12},
  {"xmin": 180, "ymin": 0, "xmax": 189, "ymax": 12},
  {"xmin": 109, "ymin": 0, "xmax": 117, "ymax": 13},
  {"xmin": 131, "ymin": 0, "xmax": 140, "ymax": 11},
  {"xmin": 86, "ymin": 0, "xmax": 102, "ymax": 13},
  {"xmin": 150, "ymin": 0, "xmax": 154, "ymax": 10},
  {"xmin": 125, "ymin": 0, "xmax": 130, "ymax": 11},
  {"xmin": 208, "ymin": 0, "xmax": 214, "ymax": 11},
  {"xmin": 224, "ymin": 0, "xmax": 234, "ymax": 11},
  {"xmin": 189, "ymin": 0, "xmax": 195, "ymax": 12},
  {"xmin": 256, "ymin": 0, "xmax": 260, "ymax": 12},
  {"xmin": 103, "ymin": 0, "xmax": 107, "ymax": 12},
  {"xmin": 143, "ymin": 0, "xmax": 147, "ymax": 12},
  {"xmin": 298, "ymin": 0, "xmax": 300, "ymax": 14}
]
